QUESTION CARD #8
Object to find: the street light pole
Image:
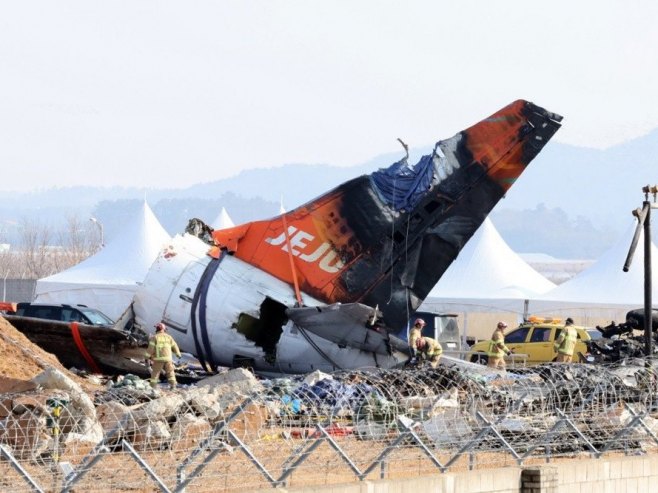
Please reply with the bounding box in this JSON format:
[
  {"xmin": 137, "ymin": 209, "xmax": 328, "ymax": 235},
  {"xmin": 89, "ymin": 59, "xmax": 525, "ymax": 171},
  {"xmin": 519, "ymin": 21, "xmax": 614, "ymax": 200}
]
[
  {"xmin": 623, "ymin": 185, "xmax": 657, "ymax": 359},
  {"xmin": 89, "ymin": 217, "xmax": 104, "ymax": 249}
]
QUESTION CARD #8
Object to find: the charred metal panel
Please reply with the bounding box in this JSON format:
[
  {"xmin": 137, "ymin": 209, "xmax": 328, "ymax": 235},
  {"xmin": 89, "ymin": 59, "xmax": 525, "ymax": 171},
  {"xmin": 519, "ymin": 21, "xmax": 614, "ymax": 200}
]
[
  {"xmin": 212, "ymin": 100, "xmax": 562, "ymax": 330},
  {"xmin": 286, "ymin": 303, "xmax": 407, "ymax": 355}
]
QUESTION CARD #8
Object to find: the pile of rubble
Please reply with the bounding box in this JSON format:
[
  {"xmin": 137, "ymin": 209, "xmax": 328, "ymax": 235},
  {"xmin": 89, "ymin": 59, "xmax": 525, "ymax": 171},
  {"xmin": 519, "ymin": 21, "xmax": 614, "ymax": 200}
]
[
  {"xmin": 0, "ymin": 315, "xmax": 267, "ymax": 464},
  {"xmin": 0, "ymin": 365, "xmax": 265, "ymax": 462}
]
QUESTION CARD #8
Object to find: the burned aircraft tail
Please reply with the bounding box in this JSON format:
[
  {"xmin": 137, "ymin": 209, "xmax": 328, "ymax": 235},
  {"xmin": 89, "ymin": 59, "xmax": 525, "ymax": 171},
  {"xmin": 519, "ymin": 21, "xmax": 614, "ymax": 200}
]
[{"xmin": 213, "ymin": 100, "xmax": 562, "ymax": 329}]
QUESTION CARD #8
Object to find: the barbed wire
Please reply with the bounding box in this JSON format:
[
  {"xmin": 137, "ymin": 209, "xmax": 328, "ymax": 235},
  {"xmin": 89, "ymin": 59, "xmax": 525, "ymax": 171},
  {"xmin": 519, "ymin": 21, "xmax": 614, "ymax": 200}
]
[{"xmin": 1, "ymin": 359, "xmax": 658, "ymax": 492}]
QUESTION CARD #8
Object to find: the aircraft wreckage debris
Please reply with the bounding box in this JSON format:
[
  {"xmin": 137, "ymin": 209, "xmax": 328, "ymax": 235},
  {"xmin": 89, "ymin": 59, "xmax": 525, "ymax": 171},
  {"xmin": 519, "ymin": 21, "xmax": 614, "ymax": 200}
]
[
  {"xmin": 2, "ymin": 101, "xmax": 565, "ymax": 379},
  {"xmin": 2, "ymin": 313, "xmax": 658, "ymax": 492},
  {"xmin": 131, "ymin": 100, "xmax": 563, "ymax": 376},
  {"xmin": 1, "ymin": 314, "xmax": 214, "ymax": 383},
  {"xmin": 587, "ymin": 308, "xmax": 658, "ymax": 363}
]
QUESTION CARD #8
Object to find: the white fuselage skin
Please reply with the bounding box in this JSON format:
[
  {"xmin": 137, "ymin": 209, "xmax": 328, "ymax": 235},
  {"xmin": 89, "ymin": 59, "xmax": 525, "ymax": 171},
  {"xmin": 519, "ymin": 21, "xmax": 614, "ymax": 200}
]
[{"xmin": 133, "ymin": 234, "xmax": 405, "ymax": 376}]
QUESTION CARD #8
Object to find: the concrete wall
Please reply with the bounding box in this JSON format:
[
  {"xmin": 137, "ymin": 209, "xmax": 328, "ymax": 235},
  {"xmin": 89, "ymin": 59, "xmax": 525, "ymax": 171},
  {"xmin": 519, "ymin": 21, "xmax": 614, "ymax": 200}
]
[
  {"xmin": 553, "ymin": 455, "xmax": 655, "ymax": 493},
  {"xmin": 278, "ymin": 455, "xmax": 658, "ymax": 493}
]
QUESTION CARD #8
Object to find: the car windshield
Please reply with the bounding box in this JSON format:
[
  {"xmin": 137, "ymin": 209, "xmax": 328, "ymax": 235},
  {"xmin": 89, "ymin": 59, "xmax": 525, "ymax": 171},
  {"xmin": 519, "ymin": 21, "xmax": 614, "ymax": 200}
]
[
  {"xmin": 586, "ymin": 328, "xmax": 603, "ymax": 341},
  {"xmin": 79, "ymin": 308, "xmax": 114, "ymax": 325}
]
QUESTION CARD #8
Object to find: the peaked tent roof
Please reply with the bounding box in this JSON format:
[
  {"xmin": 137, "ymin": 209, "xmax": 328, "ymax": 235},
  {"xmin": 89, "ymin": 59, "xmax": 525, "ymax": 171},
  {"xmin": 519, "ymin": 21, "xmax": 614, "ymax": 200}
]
[
  {"xmin": 210, "ymin": 207, "xmax": 235, "ymax": 230},
  {"xmin": 427, "ymin": 218, "xmax": 556, "ymax": 300},
  {"xmin": 34, "ymin": 201, "xmax": 171, "ymax": 320},
  {"xmin": 536, "ymin": 220, "xmax": 658, "ymax": 306}
]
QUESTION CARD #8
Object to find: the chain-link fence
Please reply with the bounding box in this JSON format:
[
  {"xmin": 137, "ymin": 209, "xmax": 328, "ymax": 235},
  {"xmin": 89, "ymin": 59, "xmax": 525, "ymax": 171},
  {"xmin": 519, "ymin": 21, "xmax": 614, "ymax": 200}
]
[{"xmin": 2, "ymin": 358, "xmax": 658, "ymax": 492}]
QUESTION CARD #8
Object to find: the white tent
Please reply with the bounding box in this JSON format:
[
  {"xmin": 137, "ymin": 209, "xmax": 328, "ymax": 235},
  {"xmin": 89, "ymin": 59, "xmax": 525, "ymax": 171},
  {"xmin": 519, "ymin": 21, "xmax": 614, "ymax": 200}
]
[
  {"xmin": 425, "ymin": 217, "xmax": 556, "ymax": 301},
  {"xmin": 34, "ymin": 201, "xmax": 171, "ymax": 320},
  {"xmin": 529, "ymin": 221, "xmax": 658, "ymax": 321},
  {"xmin": 421, "ymin": 218, "xmax": 556, "ymax": 339},
  {"xmin": 210, "ymin": 207, "xmax": 235, "ymax": 230}
]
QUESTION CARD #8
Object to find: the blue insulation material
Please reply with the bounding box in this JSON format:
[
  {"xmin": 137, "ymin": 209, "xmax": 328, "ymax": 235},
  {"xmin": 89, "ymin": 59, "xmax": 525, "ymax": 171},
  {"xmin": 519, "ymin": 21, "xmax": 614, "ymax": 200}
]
[
  {"xmin": 291, "ymin": 378, "xmax": 380, "ymax": 413},
  {"xmin": 370, "ymin": 153, "xmax": 435, "ymax": 211}
]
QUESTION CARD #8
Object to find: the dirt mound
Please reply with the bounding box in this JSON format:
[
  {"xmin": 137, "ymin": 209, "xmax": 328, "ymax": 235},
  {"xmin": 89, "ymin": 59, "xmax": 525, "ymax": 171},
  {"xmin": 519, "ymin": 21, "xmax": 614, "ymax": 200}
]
[{"xmin": 0, "ymin": 316, "xmax": 97, "ymax": 391}]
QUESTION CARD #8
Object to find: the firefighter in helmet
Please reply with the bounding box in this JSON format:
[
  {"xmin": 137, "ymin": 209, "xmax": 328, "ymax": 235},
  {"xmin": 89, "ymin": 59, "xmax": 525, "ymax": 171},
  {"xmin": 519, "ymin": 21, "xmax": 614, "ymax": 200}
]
[
  {"xmin": 554, "ymin": 317, "xmax": 578, "ymax": 363},
  {"xmin": 488, "ymin": 321, "xmax": 512, "ymax": 370},
  {"xmin": 415, "ymin": 336, "xmax": 443, "ymax": 368},
  {"xmin": 145, "ymin": 322, "xmax": 182, "ymax": 390},
  {"xmin": 408, "ymin": 318, "xmax": 426, "ymax": 362}
]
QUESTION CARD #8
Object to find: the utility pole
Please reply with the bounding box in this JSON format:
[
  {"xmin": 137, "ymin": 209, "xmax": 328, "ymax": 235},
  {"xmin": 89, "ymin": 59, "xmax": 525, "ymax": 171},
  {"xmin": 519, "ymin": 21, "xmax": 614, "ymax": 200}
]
[{"xmin": 623, "ymin": 185, "xmax": 657, "ymax": 358}]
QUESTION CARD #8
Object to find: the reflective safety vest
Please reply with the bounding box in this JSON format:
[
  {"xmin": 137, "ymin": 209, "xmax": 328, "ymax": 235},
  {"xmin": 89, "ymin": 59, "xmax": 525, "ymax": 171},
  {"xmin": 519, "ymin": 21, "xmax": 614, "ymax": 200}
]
[
  {"xmin": 554, "ymin": 326, "xmax": 578, "ymax": 355},
  {"xmin": 145, "ymin": 332, "xmax": 181, "ymax": 362},
  {"xmin": 488, "ymin": 329, "xmax": 509, "ymax": 358},
  {"xmin": 409, "ymin": 326, "xmax": 422, "ymax": 352},
  {"xmin": 418, "ymin": 337, "xmax": 443, "ymax": 359}
]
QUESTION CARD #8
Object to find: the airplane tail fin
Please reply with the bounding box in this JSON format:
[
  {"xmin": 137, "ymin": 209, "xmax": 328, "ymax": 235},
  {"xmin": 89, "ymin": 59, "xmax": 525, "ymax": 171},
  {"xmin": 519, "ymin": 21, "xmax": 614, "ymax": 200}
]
[{"xmin": 212, "ymin": 100, "xmax": 562, "ymax": 329}]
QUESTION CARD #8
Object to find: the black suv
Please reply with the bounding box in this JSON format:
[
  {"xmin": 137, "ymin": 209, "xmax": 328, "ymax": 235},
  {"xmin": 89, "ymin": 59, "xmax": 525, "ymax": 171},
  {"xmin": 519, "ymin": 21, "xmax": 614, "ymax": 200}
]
[{"xmin": 15, "ymin": 302, "xmax": 115, "ymax": 327}]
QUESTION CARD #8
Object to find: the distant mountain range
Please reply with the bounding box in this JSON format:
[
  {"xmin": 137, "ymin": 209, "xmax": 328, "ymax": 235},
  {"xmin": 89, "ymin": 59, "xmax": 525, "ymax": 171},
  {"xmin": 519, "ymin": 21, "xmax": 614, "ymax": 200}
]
[{"xmin": 2, "ymin": 127, "xmax": 657, "ymax": 260}]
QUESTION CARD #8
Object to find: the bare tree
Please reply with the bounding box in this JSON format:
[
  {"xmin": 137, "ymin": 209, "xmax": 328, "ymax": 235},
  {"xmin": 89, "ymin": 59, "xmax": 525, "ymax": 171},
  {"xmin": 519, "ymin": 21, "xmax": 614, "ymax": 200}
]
[
  {"xmin": 55, "ymin": 215, "xmax": 97, "ymax": 270},
  {"xmin": 0, "ymin": 215, "xmax": 99, "ymax": 281},
  {"xmin": 0, "ymin": 226, "xmax": 12, "ymax": 278},
  {"xmin": 0, "ymin": 250, "xmax": 16, "ymax": 278},
  {"xmin": 18, "ymin": 218, "xmax": 54, "ymax": 278}
]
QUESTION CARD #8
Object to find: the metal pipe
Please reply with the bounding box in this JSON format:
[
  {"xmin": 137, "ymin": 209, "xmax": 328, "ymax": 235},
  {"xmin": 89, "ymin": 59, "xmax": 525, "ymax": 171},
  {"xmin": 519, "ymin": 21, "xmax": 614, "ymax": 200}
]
[
  {"xmin": 644, "ymin": 202, "xmax": 652, "ymax": 358},
  {"xmin": 624, "ymin": 206, "xmax": 647, "ymax": 272}
]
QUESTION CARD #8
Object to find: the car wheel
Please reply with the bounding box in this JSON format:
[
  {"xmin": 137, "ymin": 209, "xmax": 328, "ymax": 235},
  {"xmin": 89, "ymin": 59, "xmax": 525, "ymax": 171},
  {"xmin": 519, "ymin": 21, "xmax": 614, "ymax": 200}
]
[{"xmin": 470, "ymin": 354, "xmax": 488, "ymax": 365}]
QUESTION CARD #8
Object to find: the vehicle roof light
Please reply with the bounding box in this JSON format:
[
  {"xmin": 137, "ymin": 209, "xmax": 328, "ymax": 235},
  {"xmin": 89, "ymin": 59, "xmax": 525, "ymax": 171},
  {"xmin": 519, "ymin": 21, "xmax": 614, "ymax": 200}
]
[{"xmin": 527, "ymin": 316, "xmax": 562, "ymax": 324}]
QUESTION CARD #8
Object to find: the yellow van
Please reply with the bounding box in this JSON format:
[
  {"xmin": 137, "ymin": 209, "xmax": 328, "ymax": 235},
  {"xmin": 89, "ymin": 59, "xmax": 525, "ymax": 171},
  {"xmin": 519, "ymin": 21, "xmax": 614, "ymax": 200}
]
[{"xmin": 467, "ymin": 317, "xmax": 601, "ymax": 365}]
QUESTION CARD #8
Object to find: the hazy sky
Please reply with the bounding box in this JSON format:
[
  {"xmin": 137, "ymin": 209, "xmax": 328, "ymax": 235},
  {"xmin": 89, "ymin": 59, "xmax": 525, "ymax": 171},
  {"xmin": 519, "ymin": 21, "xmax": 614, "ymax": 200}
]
[{"xmin": 2, "ymin": 1, "xmax": 657, "ymax": 192}]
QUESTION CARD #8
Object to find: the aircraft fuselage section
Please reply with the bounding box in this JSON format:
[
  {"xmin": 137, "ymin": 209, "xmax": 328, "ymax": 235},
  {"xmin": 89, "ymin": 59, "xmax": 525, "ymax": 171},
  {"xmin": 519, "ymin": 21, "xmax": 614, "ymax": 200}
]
[{"xmin": 133, "ymin": 234, "xmax": 404, "ymax": 375}]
